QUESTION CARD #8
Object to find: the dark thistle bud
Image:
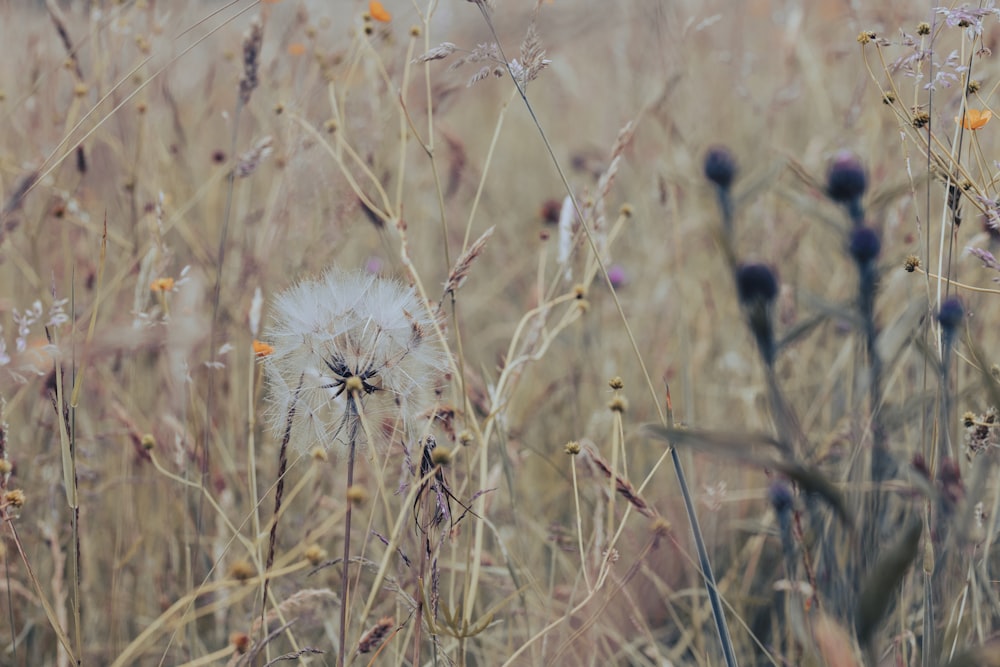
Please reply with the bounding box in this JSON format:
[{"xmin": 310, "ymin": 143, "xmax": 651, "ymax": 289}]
[
  {"xmin": 735, "ymin": 263, "xmax": 779, "ymax": 305},
  {"xmin": 735, "ymin": 263, "xmax": 779, "ymax": 366},
  {"xmin": 704, "ymin": 146, "xmax": 738, "ymax": 191},
  {"xmin": 849, "ymin": 227, "xmax": 881, "ymax": 264},
  {"xmin": 768, "ymin": 480, "xmax": 794, "ymax": 514},
  {"xmin": 937, "ymin": 297, "xmax": 964, "ymax": 333},
  {"xmin": 827, "ymin": 151, "xmax": 867, "ymax": 225},
  {"xmin": 827, "ymin": 152, "xmax": 867, "ymax": 202}
]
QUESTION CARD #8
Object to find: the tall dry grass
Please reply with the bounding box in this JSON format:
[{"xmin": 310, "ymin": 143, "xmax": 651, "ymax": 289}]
[{"xmin": 0, "ymin": 0, "xmax": 998, "ymax": 665}]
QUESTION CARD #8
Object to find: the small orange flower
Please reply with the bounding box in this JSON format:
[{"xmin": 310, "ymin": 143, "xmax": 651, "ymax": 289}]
[
  {"xmin": 253, "ymin": 340, "xmax": 274, "ymax": 357},
  {"xmin": 957, "ymin": 108, "xmax": 992, "ymax": 130},
  {"xmin": 287, "ymin": 42, "xmax": 306, "ymax": 56},
  {"xmin": 369, "ymin": 0, "xmax": 392, "ymax": 22},
  {"xmin": 150, "ymin": 277, "xmax": 175, "ymax": 292}
]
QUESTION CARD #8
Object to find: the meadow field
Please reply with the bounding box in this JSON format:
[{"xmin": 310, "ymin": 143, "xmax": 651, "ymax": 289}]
[{"xmin": 1, "ymin": 0, "xmax": 999, "ymax": 665}]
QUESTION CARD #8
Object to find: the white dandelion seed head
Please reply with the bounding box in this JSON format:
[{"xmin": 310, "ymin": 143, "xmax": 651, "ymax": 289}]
[{"xmin": 263, "ymin": 268, "xmax": 448, "ymax": 453}]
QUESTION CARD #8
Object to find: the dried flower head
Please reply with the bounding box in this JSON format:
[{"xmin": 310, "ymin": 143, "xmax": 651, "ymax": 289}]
[
  {"xmin": 228, "ymin": 559, "xmax": 255, "ymax": 582},
  {"xmin": 263, "ymin": 269, "xmax": 448, "ymax": 452},
  {"xmin": 304, "ymin": 544, "xmax": 328, "ymax": 565}
]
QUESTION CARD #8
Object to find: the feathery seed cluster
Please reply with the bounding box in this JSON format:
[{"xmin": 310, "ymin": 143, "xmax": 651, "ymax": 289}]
[{"xmin": 264, "ymin": 269, "xmax": 447, "ymax": 452}]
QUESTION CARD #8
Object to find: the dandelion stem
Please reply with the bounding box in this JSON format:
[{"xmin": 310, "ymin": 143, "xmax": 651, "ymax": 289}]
[{"xmin": 339, "ymin": 401, "xmax": 360, "ymax": 667}]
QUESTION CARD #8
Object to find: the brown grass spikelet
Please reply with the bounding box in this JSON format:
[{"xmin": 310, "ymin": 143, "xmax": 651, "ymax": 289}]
[
  {"xmin": 234, "ymin": 136, "xmax": 273, "ymax": 178},
  {"xmin": 608, "ymin": 396, "xmax": 627, "ymax": 413},
  {"xmin": 517, "ymin": 22, "xmax": 551, "ymax": 85},
  {"xmin": 239, "ymin": 16, "xmax": 264, "ymax": 105},
  {"xmin": 357, "ymin": 616, "xmax": 395, "ymax": 654},
  {"xmin": 415, "ymin": 42, "xmax": 458, "ymax": 63},
  {"xmin": 442, "ymin": 226, "xmax": 495, "ymax": 300},
  {"xmin": 904, "ymin": 255, "xmax": 920, "ymax": 272},
  {"xmin": 579, "ymin": 442, "xmax": 655, "ymax": 518},
  {"xmin": 608, "ymin": 376, "xmax": 624, "ymax": 390},
  {"xmin": 251, "ymin": 588, "xmax": 340, "ymax": 635}
]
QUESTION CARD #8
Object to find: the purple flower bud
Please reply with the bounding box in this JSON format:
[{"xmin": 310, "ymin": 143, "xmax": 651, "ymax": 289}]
[
  {"xmin": 849, "ymin": 227, "xmax": 881, "ymax": 264},
  {"xmin": 937, "ymin": 297, "xmax": 964, "ymax": 332},
  {"xmin": 607, "ymin": 264, "xmax": 627, "ymax": 288},
  {"xmin": 704, "ymin": 146, "xmax": 738, "ymax": 190},
  {"xmin": 827, "ymin": 151, "xmax": 867, "ymax": 204},
  {"xmin": 735, "ymin": 263, "xmax": 779, "ymax": 305}
]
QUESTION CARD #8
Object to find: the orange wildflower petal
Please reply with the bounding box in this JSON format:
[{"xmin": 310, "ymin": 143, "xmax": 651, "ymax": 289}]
[
  {"xmin": 253, "ymin": 340, "xmax": 275, "ymax": 357},
  {"xmin": 957, "ymin": 108, "xmax": 992, "ymax": 130},
  {"xmin": 287, "ymin": 42, "xmax": 307, "ymax": 56},
  {"xmin": 369, "ymin": 0, "xmax": 392, "ymax": 22},
  {"xmin": 150, "ymin": 277, "xmax": 175, "ymax": 292}
]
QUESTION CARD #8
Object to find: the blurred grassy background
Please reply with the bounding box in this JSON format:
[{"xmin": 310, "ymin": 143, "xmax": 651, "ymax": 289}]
[{"xmin": 1, "ymin": 0, "xmax": 998, "ymax": 665}]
